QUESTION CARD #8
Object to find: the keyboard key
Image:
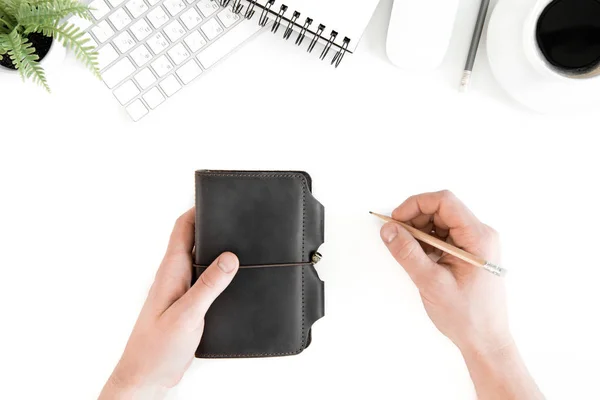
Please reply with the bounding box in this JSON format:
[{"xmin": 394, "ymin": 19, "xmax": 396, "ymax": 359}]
[
  {"xmin": 109, "ymin": 8, "xmax": 132, "ymax": 30},
  {"xmin": 200, "ymin": 18, "xmax": 223, "ymax": 40},
  {"xmin": 126, "ymin": 99, "xmax": 148, "ymax": 121},
  {"xmin": 129, "ymin": 44, "xmax": 152, "ymax": 66},
  {"xmin": 130, "ymin": 18, "xmax": 152, "ymax": 41},
  {"xmin": 143, "ymin": 87, "xmax": 166, "ymax": 109},
  {"xmin": 217, "ymin": 7, "xmax": 240, "ymax": 28},
  {"xmin": 197, "ymin": 18, "xmax": 261, "ymax": 68},
  {"xmin": 196, "ymin": 0, "xmax": 218, "ymax": 17},
  {"xmin": 146, "ymin": 6, "xmax": 169, "ymax": 28},
  {"xmin": 146, "ymin": 32, "xmax": 169, "ymax": 53},
  {"xmin": 151, "ymin": 55, "xmax": 173, "ymax": 77},
  {"xmin": 126, "ymin": 0, "xmax": 148, "ymax": 18},
  {"xmin": 176, "ymin": 59, "xmax": 202, "ymax": 84},
  {"xmin": 89, "ymin": 0, "xmax": 110, "ymax": 19},
  {"xmin": 108, "ymin": 0, "xmax": 125, "ymax": 6},
  {"xmin": 163, "ymin": 0, "xmax": 186, "ymax": 16},
  {"xmin": 134, "ymin": 67, "xmax": 156, "ymax": 89},
  {"xmin": 180, "ymin": 8, "xmax": 202, "ymax": 30},
  {"xmin": 114, "ymin": 31, "xmax": 136, "ymax": 53},
  {"xmin": 164, "ymin": 20, "xmax": 185, "ymax": 42},
  {"xmin": 102, "ymin": 57, "xmax": 135, "ymax": 88},
  {"xmin": 113, "ymin": 80, "xmax": 140, "ymax": 104},
  {"xmin": 97, "ymin": 43, "xmax": 119, "ymax": 70},
  {"xmin": 184, "ymin": 30, "xmax": 207, "ymax": 52},
  {"xmin": 167, "ymin": 43, "xmax": 190, "ymax": 65},
  {"xmin": 91, "ymin": 20, "xmax": 114, "ymax": 43},
  {"xmin": 159, "ymin": 75, "xmax": 182, "ymax": 96}
]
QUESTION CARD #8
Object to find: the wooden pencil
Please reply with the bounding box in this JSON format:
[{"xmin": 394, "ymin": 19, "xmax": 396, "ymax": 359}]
[{"xmin": 370, "ymin": 212, "xmax": 506, "ymax": 277}]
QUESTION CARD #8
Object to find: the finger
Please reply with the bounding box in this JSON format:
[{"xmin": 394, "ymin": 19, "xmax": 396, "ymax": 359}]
[
  {"xmin": 164, "ymin": 208, "xmax": 195, "ymax": 260},
  {"xmin": 420, "ymin": 228, "xmax": 447, "ymax": 257},
  {"xmin": 147, "ymin": 208, "xmax": 195, "ymax": 313},
  {"xmin": 393, "ymin": 190, "xmax": 479, "ymax": 231},
  {"xmin": 416, "ymin": 222, "xmax": 435, "ymax": 254},
  {"xmin": 168, "ymin": 252, "xmax": 239, "ymax": 324},
  {"xmin": 380, "ymin": 222, "xmax": 449, "ymax": 288},
  {"xmin": 421, "ymin": 222, "xmax": 434, "ymax": 235},
  {"xmin": 411, "ymin": 214, "xmax": 432, "ymax": 229},
  {"xmin": 437, "ymin": 253, "xmax": 475, "ymax": 280},
  {"xmin": 421, "ymin": 243, "xmax": 436, "ymax": 256},
  {"xmin": 435, "ymin": 224, "xmax": 449, "ymax": 239},
  {"xmin": 433, "ymin": 213, "xmax": 450, "ymax": 231},
  {"xmin": 158, "ymin": 207, "xmax": 195, "ymax": 283}
]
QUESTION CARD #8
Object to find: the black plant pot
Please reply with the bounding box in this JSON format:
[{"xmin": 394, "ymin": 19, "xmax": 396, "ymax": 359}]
[{"xmin": 0, "ymin": 33, "xmax": 53, "ymax": 70}]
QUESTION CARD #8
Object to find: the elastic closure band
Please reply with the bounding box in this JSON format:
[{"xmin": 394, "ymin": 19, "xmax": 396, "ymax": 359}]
[
  {"xmin": 194, "ymin": 252, "xmax": 322, "ymax": 269},
  {"xmin": 194, "ymin": 262, "xmax": 311, "ymax": 269}
]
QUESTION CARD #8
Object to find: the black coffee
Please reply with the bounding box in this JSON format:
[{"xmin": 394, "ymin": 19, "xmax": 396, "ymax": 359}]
[{"xmin": 536, "ymin": 0, "xmax": 600, "ymax": 74}]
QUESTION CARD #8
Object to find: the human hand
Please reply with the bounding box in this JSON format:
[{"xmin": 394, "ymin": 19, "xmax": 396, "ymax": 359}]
[
  {"xmin": 379, "ymin": 190, "xmax": 510, "ymax": 355},
  {"xmin": 99, "ymin": 208, "xmax": 239, "ymax": 400}
]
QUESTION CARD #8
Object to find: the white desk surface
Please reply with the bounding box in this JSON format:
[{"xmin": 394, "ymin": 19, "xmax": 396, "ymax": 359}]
[{"xmin": 1, "ymin": 0, "xmax": 599, "ymax": 398}]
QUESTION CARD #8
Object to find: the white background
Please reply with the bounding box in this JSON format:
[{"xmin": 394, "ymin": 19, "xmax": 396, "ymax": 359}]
[{"xmin": 1, "ymin": 0, "xmax": 599, "ymax": 398}]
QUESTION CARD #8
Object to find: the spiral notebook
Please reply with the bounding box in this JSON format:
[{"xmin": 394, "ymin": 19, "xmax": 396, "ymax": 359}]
[{"xmin": 232, "ymin": 0, "xmax": 380, "ymax": 66}]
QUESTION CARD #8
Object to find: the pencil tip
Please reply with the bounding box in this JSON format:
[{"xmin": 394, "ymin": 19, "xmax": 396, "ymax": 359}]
[{"xmin": 369, "ymin": 211, "xmax": 374, "ymax": 215}]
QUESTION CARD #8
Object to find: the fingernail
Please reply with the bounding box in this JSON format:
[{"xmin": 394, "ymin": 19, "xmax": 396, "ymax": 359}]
[
  {"xmin": 381, "ymin": 223, "xmax": 398, "ymax": 243},
  {"xmin": 218, "ymin": 253, "xmax": 237, "ymax": 273}
]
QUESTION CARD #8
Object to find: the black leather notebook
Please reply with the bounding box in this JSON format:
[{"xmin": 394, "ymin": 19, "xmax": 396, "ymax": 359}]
[{"xmin": 193, "ymin": 170, "xmax": 325, "ymax": 358}]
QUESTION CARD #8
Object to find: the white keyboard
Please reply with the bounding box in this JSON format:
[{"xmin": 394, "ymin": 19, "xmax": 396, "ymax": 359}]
[{"xmin": 72, "ymin": 0, "xmax": 264, "ymax": 121}]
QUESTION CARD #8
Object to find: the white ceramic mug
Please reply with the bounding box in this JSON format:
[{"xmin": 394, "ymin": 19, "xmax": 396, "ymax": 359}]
[{"xmin": 522, "ymin": 0, "xmax": 600, "ymax": 83}]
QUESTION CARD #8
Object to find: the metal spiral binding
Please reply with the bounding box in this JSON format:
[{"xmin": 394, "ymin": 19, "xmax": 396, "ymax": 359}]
[
  {"xmin": 258, "ymin": 0, "xmax": 275, "ymax": 26},
  {"xmin": 228, "ymin": 1, "xmax": 351, "ymax": 67},
  {"xmin": 307, "ymin": 24, "xmax": 325, "ymax": 53},
  {"xmin": 295, "ymin": 17, "xmax": 312, "ymax": 46},
  {"xmin": 320, "ymin": 31, "xmax": 337, "ymax": 60},
  {"xmin": 244, "ymin": 0, "xmax": 257, "ymax": 18},
  {"xmin": 331, "ymin": 37, "xmax": 350, "ymax": 67},
  {"xmin": 283, "ymin": 11, "xmax": 300, "ymax": 40},
  {"xmin": 231, "ymin": 0, "xmax": 243, "ymax": 14},
  {"xmin": 271, "ymin": 4, "xmax": 287, "ymax": 33}
]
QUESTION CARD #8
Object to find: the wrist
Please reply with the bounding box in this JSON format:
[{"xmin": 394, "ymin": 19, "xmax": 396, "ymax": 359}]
[
  {"xmin": 454, "ymin": 324, "xmax": 514, "ymax": 357},
  {"xmin": 99, "ymin": 369, "xmax": 168, "ymax": 400},
  {"xmin": 459, "ymin": 335, "xmax": 518, "ymax": 366}
]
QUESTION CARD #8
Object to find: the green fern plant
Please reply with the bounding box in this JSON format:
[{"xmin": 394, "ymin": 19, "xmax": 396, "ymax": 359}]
[{"xmin": 0, "ymin": 0, "xmax": 99, "ymax": 92}]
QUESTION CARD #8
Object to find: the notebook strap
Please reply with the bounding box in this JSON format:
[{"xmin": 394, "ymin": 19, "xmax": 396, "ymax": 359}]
[{"xmin": 194, "ymin": 252, "xmax": 322, "ymax": 269}]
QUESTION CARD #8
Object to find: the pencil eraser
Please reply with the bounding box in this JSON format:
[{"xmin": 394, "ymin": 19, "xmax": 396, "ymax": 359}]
[{"xmin": 484, "ymin": 262, "xmax": 508, "ymax": 277}]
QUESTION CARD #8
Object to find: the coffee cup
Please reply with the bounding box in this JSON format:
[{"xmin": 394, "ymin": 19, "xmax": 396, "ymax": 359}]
[{"xmin": 523, "ymin": 0, "xmax": 600, "ymax": 83}]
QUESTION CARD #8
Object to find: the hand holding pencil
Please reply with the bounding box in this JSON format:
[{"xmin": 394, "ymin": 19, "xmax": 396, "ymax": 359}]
[
  {"xmin": 376, "ymin": 190, "xmax": 512, "ymax": 356},
  {"xmin": 371, "ymin": 212, "xmax": 506, "ymax": 277}
]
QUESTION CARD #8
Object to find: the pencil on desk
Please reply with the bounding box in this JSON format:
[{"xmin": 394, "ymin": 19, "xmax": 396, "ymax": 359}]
[
  {"xmin": 460, "ymin": 0, "xmax": 491, "ymax": 92},
  {"xmin": 370, "ymin": 212, "xmax": 506, "ymax": 277}
]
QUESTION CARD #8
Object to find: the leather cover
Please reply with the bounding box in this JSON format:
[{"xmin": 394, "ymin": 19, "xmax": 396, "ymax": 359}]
[{"xmin": 193, "ymin": 170, "xmax": 325, "ymax": 358}]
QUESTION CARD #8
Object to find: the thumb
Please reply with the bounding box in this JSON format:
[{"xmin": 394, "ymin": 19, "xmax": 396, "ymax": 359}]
[
  {"xmin": 167, "ymin": 252, "xmax": 239, "ymax": 324},
  {"xmin": 380, "ymin": 222, "xmax": 441, "ymax": 288}
]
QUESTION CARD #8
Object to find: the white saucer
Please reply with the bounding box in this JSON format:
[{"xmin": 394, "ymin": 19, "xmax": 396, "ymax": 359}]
[{"xmin": 487, "ymin": 0, "xmax": 600, "ymax": 113}]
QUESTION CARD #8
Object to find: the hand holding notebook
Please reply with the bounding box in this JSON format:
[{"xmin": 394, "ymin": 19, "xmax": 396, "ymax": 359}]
[{"xmin": 99, "ymin": 209, "xmax": 241, "ymax": 399}]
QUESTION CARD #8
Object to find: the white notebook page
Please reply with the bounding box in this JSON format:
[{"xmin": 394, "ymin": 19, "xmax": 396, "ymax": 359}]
[{"xmin": 252, "ymin": 0, "xmax": 380, "ymax": 52}]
